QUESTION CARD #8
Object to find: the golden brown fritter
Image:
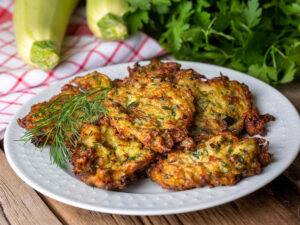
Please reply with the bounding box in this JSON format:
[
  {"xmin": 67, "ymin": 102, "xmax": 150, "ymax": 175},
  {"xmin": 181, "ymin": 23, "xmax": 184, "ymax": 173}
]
[
  {"xmin": 104, "ymin": 76, "xmax": 195, "ymax": 153},
  {"xmin": 18, "ymin": 71, "xmax": 113, "ymax": 146},
  {"xmin": 128, "ymin": 58, "xmax": 181, "ymax": 82},
  {"xmin": 127, "ymin": 60, "xmax": 274, "ymax": 137},
  {"xmin": 70, "ymin": 118, "xmax": 155, "ymax": 190},
  {"xmin": 175, "ymin": 70, "xmax": 274, "ymax": 137},
  {"xmin": 148, "ymin": 133, "xmax": 271, "ymax": 190}
]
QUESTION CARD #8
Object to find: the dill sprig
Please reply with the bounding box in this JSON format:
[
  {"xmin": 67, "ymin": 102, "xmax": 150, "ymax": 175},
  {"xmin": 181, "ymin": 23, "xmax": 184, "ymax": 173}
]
[{"xmin": 19, "ymin": 87, "xmax": 111, "ymax": 168}]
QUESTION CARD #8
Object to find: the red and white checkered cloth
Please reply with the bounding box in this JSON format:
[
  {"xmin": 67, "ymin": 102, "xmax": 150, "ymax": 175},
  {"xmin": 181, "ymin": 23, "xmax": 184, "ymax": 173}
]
[{"xmin": 0, "ymin": 1, "xmax": 165, "ymax": 139}]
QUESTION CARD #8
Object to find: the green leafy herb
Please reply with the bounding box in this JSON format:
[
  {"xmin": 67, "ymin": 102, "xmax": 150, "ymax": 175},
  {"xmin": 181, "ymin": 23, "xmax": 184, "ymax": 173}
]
[
  {"xmin": 127, "ymin": 0, "xmax": 151, "ymax": 11},
  {"xmin": 163, "ymin": 174, "xmax": 170, "ymax": 179},
  {"xmin": 124, "ymin": 0, "xmax": 300, "ymax": 85},
  {"xmin": 191, "ymin": 152, "xmax": 200, "ymax": 159},
  {"xmin": 162, "ymin": 106, "xmax": 172, "ymax": 110},
  {"xmin": 127, "ymin": 101, "xmax": 139, "ymax": 110},
  {"xmin": 221, "ymin": 161, "xmax": 230, "ymax": 168},
  {"xmin": 124, "ymin": 10, "xmax": 149, "ymax": 34},
  {"xmin": 19, "ymin": 87, "xmax": 111, "ymax": 168},
  {"xmin": 243, "ymin": 0, "xmax": 262, "ymax": 28}
]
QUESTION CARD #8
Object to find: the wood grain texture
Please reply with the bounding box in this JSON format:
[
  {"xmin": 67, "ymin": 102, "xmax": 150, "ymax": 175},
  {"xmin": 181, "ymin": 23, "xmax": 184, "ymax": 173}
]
[
  {"xmin": 0, "ymin": 150, "xmax": 62, "ymax": 225},
  {"xmin": 39, "ymin": 181, "xmax": 300, "ymax": 225},
  {"xmin": 277, "ymin": 82, "xmax": 300, "ymax": 114},
  {"xmin": 284, "ymin": 163, "xmax": 300, "ymax": 191},
  {"xmin": 265, "ymin": 176, "xmax": 300, "ymax": 218},
  {"xmin": 42, "ymin": 195, "xmax": 155, "ymax": 225}
]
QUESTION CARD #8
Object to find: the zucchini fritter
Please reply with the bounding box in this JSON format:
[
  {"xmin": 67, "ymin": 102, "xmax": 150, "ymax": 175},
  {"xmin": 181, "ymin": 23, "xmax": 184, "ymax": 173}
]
[
  {"xmin": 104, "ymin": 76, "xmax": 195, "ymax": 153},
  {"xmin": 128, "ymin": 60, "xmax": 274, "ymax": 137},
  {"xmin": 148, "ymin": 133, "xmax": 271, "ymax": 190},
  {"xmin": 175, "ymin": 70, "xmax": 274, "ymax": 137},
  {"xmin": 128, "ymin": 58, "xmax": 181, "ymax": 82},
  {"xmin": 18, "ymin": 71, "xmax": 113, "ymax": 146},
  {"xmin": 70, "ymin": 118, "xmax": 154, "ymax": 190}
]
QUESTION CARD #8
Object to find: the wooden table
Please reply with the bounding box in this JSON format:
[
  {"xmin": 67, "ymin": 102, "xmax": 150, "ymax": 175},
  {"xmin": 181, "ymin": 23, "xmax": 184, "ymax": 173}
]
[{"xmin": 0, "ymin": 81, "xmax": 299, "ymax": 225}]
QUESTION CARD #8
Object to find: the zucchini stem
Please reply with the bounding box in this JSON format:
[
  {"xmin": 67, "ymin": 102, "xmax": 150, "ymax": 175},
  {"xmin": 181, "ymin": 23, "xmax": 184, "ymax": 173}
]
[
  {"xmin": 30, "ymin": 41, "xmax": 59, "ymax": 70},
  {"xmin": 97, "ymin": 13, "xmax": 128, "ymax": 40}
]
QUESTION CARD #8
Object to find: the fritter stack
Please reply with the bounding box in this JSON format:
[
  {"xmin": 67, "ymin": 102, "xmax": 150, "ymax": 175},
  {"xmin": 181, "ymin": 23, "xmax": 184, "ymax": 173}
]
[{"xmin": 18, "ymin": 59, "xmax": 274, "ymax": 190}]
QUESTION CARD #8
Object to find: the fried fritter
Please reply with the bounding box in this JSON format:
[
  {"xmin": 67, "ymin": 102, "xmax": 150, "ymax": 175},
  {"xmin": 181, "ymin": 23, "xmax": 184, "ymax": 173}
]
[
  {"xmin": 127, "ymin": 60, "xmax": 274, "ymax": 137},
  {"xmin": 175, "ymin": 70, "xmax": 274, "ymax": 137},
  {"xmin": 128, "ymin": 58, "xmax": 181, "ymax": 82},
  {"xmin": 104, "ymin": 76, "xmax": 195, "ymax": 153},
  {"xmin": 70, "ymin": 118, "xmax": 154, "ymax": 190},
  {"xmin": 148, "ymin": 133, "xmax": 271, "ymax": 190},
  {"xmin": 18, "ymin": 71, "xmax": 113, "ymax": 145}
]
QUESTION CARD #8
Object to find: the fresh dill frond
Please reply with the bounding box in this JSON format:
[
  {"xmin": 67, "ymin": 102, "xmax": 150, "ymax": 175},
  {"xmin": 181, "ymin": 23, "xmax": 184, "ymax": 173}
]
[{"xmin": 18, "ymin": 87, "xmax": 111, "ymax": 168}]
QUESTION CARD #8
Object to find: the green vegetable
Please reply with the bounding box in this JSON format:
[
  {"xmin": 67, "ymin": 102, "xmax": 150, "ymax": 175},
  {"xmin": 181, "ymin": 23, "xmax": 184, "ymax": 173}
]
[
  {"xmin": 221, "ymin": 161, "xmax": 230, "ymax": 168},
  {"xmin": 124, "ymin": 0, "xmax": 300, "ymax": 85},
  {"xmin": 14, "ymin": 0, "xmax": 78, "ymax": 70},
  {"xmin": 191, "ymin": 152, "xmax": 200, "ymax": 159},
  {"xmin": 86, "ymin": 0, "xmax": 129, "ymax": 40}
]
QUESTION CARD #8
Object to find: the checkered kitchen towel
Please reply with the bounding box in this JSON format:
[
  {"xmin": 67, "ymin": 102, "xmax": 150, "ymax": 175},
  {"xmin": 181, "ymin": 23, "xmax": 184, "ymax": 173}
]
[{"xmin": 0, "ymin": 1, "xmax": 165, "ymax": 139}]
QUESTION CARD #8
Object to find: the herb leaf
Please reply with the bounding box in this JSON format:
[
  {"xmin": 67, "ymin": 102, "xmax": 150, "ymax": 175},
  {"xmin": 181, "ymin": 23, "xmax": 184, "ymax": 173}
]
[
  {"xmin": 127, "ymin": 0, "xmax": 151, "ymax": 11},
  {"xmin": 124, "ymin": 10, "xmax": 149, "ymax": 34},
  {"xmin": 19, "ymin": 87, "xmax": 111, "ymax": 168},
  {"xmin": 243, "ymin": 0, "xmax": 262, "ymax": 28},
  {"xmin": 124, "ymin": 0, "xmax": 300, "ymax": 85}
]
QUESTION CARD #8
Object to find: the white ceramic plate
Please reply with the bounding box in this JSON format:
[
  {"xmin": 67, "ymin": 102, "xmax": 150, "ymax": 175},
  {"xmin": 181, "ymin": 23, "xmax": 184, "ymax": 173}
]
[{"xmin": 4, "ymin": 61, "xmax": 300, "ymax": 215}]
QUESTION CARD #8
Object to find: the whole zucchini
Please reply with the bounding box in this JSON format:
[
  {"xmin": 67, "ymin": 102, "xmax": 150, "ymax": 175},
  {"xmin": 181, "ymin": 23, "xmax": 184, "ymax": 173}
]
[
  {"xmin": 86, "ymin": 0, "xmax": 129, "ymax": 41},
  {"xmin": 14, "ymin": 0, "xmax": 79, "ymax": 70}
]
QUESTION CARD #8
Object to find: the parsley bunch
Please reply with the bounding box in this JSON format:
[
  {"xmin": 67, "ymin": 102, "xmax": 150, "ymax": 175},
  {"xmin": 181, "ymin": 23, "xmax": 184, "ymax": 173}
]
[{"xmin": 124, "ymin": 0, "xmax": 300, "ymax": 85}]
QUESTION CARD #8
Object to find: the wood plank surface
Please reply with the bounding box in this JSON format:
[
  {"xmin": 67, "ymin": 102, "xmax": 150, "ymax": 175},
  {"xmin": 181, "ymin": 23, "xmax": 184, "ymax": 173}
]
[
  {"xmin": 0, "ymin": 150, "xmax": 62, "ymax": 225},
  {"xmin": 39, "ymin": 176, "xmax": 300, "ymax": 225},
  {"xmin": 277, "ymin": 82, "xmax": 300, "ymax": 113}
]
